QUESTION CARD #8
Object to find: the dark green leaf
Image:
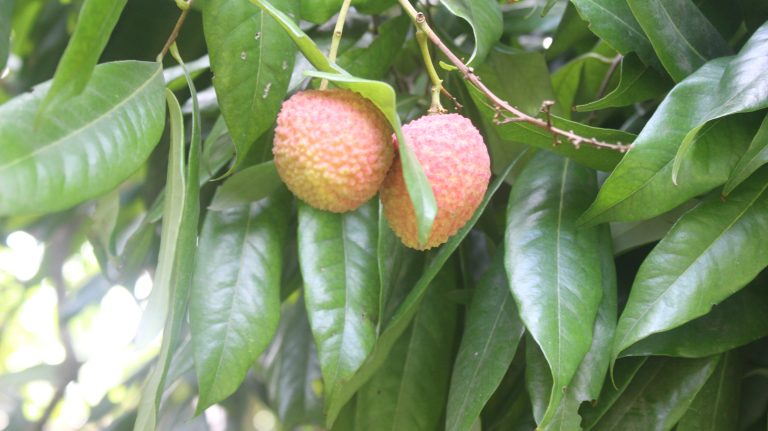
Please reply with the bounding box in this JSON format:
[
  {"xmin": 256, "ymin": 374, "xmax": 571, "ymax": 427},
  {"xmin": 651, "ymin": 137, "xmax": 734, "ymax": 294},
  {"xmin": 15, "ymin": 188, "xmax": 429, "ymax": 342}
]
[
  {"xmin": 134, "ymin": 64, "xmax": 201, "ymax": 429},
  {"xmin": 0, "ymin": 0, "xmax": 12, "ymax": 71},
  {"xmin": 438, "ymin": 0, "xmax": 502, "ymax": 65},
  {"xmin": 0, "ymin": 61, "xmax": 165, "ymax": 216},
  {"xmin": 673, "ymin": 22, "xmax": 768, "ymax": 180},
  {"xmin": 582, "ymin": 356, "xmax": 719, "ymax": 431},
  {"xmin": 324, "ymin": 155, "xmax": 525, "ymax": 427},
  {"xmin": 576, "ymin": 53, "xmax": 672, "ymax": 111},
  {"xmin": 354, "ymin": 265, "xmax": 458, "ymax": 430},
  {"xmin": 37, "ymin": 0, "xmax": 128, "ymax": 115},
  {"xmin": 725, "ymin": 113, "xmax": 768, "ymax": 196},
  {"xmin": 677, "ymin": 353, "xmax": 741, "ymax": 431},
  {"xmin": 546, "ymin": 2, "xmax": 597, "ymax": 60},
  {"xmin": 264, "ymin": 295, "xmax": 325, "ymax": 429},
  {"xmin": 251, "ymin": 0, "xmax": 437, "ymax": 246},
  {"xmin": 505, "ymin": 151, "xmax": 603, "ymax": 427},
  {"xmin": 337, "ymin": 15, "xmax": 409, "ymax": 80},
  {"xmin": 352, "ymin": 0, "xmax": 396, "ymax": 14},
  {"xmin": 446, "ymin": 252, "xmax": 525, "ymax": 431},
  {"xmin": 202, "ymin": 0, "xmax": 297, "ymax": 173},
  {"xmin": 626, "ymin": 0, "xmax": 730, "ymax": 82},
  {"xmin": 620, "ymin": 279, "xmax": 768, "ymax": 358},
  {"xmin": 570, "ymin": 0, "xmax": 658, "ymax": 68},
  {"xmin": 611, "ymin": 166, "xmax": 768, "ymax": 359},
  {"xmin": 298, "ymin": 199, "xmax": 380, "ymax": 398},
  {"xmin": 466, "ymin": 53, "xmax": 632, "ymax": 172},
  {"xmin": 190, "ymin": 187, "xmax": 291, "ymax": 411},
  {"xmin": 207, "ymin": 161, "xmax": 282, "ymax": 211},
  {"xmin": 579, "ymin": 59, "xmax": 760, "ymax": 225}
]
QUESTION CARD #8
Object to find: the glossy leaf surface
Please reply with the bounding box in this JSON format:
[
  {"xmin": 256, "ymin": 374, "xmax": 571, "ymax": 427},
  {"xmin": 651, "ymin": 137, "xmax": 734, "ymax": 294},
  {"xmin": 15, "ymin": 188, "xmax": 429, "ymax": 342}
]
[
  {"xmin": 207, "ymin": 161, "xmax": 282, "ymax": 211},
  {"xmin": 505, "ymin": 151, "xmax": 603, "ymax": 427},
  {"xmin": 438, "ymin": 0, "xmax": 502, "ymax": 65},
  {"xmin": 725, "ymin": 113, "xmax": 768, "ymax": 195},
  {"xmin": 0, "ymin": 61, "xmax": 165, "ymax": 216},
  {"xmin": 612, "ymin": 166, "xmax": 768, "ymax": 359},
  {"xmin": 677, "ymin": 353, "xmax": 741, "ymax": 431},
  {"xmin": 203, "ymin": 0, "xmax": 297, "ymax": 171}
]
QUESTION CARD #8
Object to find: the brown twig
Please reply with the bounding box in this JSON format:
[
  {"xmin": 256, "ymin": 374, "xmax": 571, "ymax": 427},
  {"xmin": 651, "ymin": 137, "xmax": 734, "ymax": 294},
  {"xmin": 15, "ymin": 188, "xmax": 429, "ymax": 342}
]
[
  {"xmin": 158, "ymin": 0, "xmax": 195, "ymax": 61},
  {"xmin": 397, "ymin": 0, "xmax": 633, "ymax": 153}
]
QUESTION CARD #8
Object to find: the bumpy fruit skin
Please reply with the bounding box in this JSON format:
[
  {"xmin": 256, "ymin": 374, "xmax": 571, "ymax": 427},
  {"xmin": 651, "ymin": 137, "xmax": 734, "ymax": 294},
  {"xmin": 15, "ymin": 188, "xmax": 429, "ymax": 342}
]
[
  {"xmin": 381, "ymin": 113, "xmax": 491, "ymax": 250},
  {"xmin": 273, "ymin": 89, "xmax": 394, "ymax": 213}
]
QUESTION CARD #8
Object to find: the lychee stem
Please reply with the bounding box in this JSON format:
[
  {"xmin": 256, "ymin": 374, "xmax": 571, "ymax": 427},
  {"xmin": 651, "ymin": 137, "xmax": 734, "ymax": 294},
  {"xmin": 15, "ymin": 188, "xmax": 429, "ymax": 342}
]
[
  {"xmin": 416, "ymin": 29, "xmax": 447, "ymax": 114},
  {"xmin": 396, "ymin": 0, "xmax": 633, "ymax": 153},
  {"xmin": 320, "ymin": 0, "xmax": 353, "ymax": 91}
]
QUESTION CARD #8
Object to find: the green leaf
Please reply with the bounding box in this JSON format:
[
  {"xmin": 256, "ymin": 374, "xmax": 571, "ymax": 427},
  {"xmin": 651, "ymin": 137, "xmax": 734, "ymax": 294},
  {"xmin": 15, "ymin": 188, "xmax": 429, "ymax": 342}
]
[
  {"xmin": 576, "ymin": 53, "xmax": 672, "ymax": 112},
  {"xmin": 677, "ymin": 353, "xmax": 741, "ymax": 431},
  {"xmin": 579, "ymin": 59, "xmax": 760, "ymax": 225},
  {"xmin": 438, "ymin": 0, "xmax": 502, "ymax": 65},
  {"xmin": 611, "ymin": 165, "xmax": 768, "ymax": 360},
  {"xmin": 299, "ymin": 0, "xmax": 341, "ymax": 24},
  {"xmin": 324, "ymin": 155, "xmax": 525, "ymax": 426},
  {"xmin": 466, "ymin": 53, "xmax": 632, "ymax": 172},
  {"xmin": 626, "ymin": 0, "xmax": 731, "ymax": 82},
  {"xmin": 582, "ymin": 356, "xmax": 719, "ymax": 431},
  {"xmin": 620, "ymin": 277, "xmax": 768, "ymax": 358},
  {"xmin": 352, "ymin": 0, "xmax": 396, "ymax": 14},
  {"xmin": 725, "ymin": 113, "xmax": 768, "ymax": 196},
  {"xmin": 37, "ymin": 0, "xmax": 128, "ymax": 115},
  {"xmin": 570, "ymin": 0, "xmax": 658, "ymax": 68},
  {"xmin": 504, "ymin": 151, "xmax": 604, "ymax": 428},
  {"xmin": 264, "ymin": 295, "xmax": 325, "ymax": 429},
  {"xmin": 354, "ymin": 265, "xmax": 458, "ymax": 431},
  {"xmin": 306, "ymin": 70, "xmax": 437, "ymax": 246},
  {"xmin": 0, "ymin": 61, "xmax": 165, "ymax": 216},
  {"xmin": 445, "ymin": 252, "xmax": 525, "ymax": 431},
  {"xmin": 134, "ymin": 63, "xmax": 201, "ymax": 430},
  {"xmin": 251, "ymin": 0, "xmax": 436, "ymax": 246},
  {"xmin": 673, "ymin": 22, "xmax": 768, "ymax": 181},
  {"xmin": 190, "ymin": 187, "xmax": 291, "ymax": 411},
  {"xmin": 298, "ymin": 199, "xmax": 380, "ymax": 398},
  {"xmin": 202, "ymin": 0, "xmax": 297, "ymax": 174},
  {"xmin": 207, "ymin": 161, "xmax": 282, "ymax": 211},
  {"xmin": 337, "ymin": 15, "xmax": 409, "ymax": 80},
  {"xmin": 0, "ymin": 0, "xmax": 12, "ymax": 71}
]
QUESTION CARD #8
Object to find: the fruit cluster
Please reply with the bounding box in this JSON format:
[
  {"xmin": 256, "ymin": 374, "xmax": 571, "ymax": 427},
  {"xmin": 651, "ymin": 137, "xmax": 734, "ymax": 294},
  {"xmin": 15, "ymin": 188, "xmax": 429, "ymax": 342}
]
[{"xmin": 272, "ymin": 88, "xmax": 491, "ymax": 250}]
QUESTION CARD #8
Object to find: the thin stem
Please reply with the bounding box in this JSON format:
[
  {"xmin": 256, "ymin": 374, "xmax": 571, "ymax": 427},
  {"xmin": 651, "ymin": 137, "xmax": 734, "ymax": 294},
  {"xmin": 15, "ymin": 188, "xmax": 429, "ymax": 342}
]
[
  {"xmin": 157, "ymin": 0, "xmax": 194, "ymax": 62},
  {"xmin": 416, "ymin": 29, "xmax": 446, "ymax": 114},
  {"xmin": 396, "ymin": 0, "xmax": 632, "ymax": 153},
  {"xmin": 320, "ymin": 0, "xmax": 353, "ymax": 90}
]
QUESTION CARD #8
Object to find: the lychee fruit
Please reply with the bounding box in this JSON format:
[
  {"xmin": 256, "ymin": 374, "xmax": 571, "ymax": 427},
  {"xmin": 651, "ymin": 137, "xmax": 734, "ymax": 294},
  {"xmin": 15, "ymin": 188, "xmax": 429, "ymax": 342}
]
[
  {"xmin": 272, "ymin": 89, "xmax": 394, "ymax": 213},
  {"xmin": 381, "ymin": 113, "xmax": 491, "ymax": 250}
]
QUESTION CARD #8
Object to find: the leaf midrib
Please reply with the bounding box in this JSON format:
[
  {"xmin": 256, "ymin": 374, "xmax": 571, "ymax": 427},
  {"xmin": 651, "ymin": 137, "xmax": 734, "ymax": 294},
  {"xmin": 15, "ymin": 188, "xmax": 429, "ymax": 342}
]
[{"xmin": 0, "ymin": 65, "xmax": 161, "ymax": 173}]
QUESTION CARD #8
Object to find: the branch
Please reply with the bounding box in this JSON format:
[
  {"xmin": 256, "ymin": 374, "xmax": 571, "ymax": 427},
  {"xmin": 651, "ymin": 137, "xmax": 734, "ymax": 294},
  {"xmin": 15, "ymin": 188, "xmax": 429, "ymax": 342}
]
[
  {"xmin": 158, "ymin": 0, "xmax": 195, "ymax": 62},
  {"xmin": 396, "ymin": 0, "xmax": 633, "ymax": 153}
]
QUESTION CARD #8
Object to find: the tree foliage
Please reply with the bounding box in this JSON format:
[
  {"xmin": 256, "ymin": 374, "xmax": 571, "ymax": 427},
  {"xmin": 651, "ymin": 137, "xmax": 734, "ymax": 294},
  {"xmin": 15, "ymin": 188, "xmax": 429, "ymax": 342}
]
[{"xmin": 1, "ymin": 0, "xmax": 768, "ymax": 430}]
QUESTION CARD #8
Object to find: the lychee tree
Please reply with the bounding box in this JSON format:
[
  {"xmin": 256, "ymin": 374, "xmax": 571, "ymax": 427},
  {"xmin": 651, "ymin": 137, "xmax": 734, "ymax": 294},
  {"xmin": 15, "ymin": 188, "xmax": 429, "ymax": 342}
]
[{"xmin": 0, "ymin": 0, "xmax": 767, "ymax": 430}]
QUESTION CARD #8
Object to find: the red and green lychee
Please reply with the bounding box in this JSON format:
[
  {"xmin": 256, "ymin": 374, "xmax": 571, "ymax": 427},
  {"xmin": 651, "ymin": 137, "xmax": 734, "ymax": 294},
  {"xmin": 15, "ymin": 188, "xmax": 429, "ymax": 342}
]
[
  {"xmin": 272, "ymin": 89, "xmax": 394, "ymax": 213},
  {"xmin": 381, "ymin": 113, "xmax": 491, "ymax": 250}
]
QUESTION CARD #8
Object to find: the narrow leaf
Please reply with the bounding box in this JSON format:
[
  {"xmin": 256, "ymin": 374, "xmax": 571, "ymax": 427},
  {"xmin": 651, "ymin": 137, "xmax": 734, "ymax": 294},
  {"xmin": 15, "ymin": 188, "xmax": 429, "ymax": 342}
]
[
  {"xmin": 324, "ymin": 155, "xmax": 525, "ymax": 426},
  {"xmin": 620, "ymin": 278, "xmax": 768, "ymax": 358},
  {"xmin": 207, "ymin": 161, "xmax": 282, "ymax": 211},
  {"xmin": 354, "ymin": 265, "xmax": 458, "ymax": 431},
  {"xmin": 583, "ymin": 356, "xmax": 719, "ymax": 431},
  {"xmin": 677, "ymin": 353, "xmax": 741, "ymax": 431},
  {"xmin": 202, "ymin": 0, "xmax": 297, "ymax": 172},
  {"xmin": 298, "ymin": 199, "xmax": 380, "ymax": 398},
  {"xmin": 446, "ymin": 252, "xmax": 525, "ymax": 431},
  {"xmin": 626, "ymin": 0, "xmax": 730, "ymax": 82},
  {"xmin": 579, "ymin": 59, "xmax": 760, "ymax": 225},
  {"xmin": 191, "ymin": 187, "xmax": 291, "ymax": 411},
  {"xmin": 576, "ymin": 53, "xmax": 672, "ymax": 112},
  {"xmin": 37, "ymin": 0, "xmax": 128, "ymax": 115},
  {"xmin": 612, "ymin": 165, "xmax": 768, "ymax": 359},
  {"xmin": 438, "ymin": 0, "xmax": 502, "ymax": 65},
  {"xmin": 0, "ymin": 61, "xmax": 165, "ymax": 216},
  {"xmin": 505, "ymin": 151, "xmax": 603, "ymax": 427},
  {"xmin": 725, "ymin": 113, "xmax": 768, "ymax": 195}
]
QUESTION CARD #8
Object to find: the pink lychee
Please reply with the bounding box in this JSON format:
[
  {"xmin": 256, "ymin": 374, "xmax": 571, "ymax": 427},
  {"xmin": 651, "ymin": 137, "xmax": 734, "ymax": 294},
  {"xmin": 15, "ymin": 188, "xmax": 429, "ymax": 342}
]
[{"xmin": 272, "ymin": 89, "xmax": 394, "ymax": 213}]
